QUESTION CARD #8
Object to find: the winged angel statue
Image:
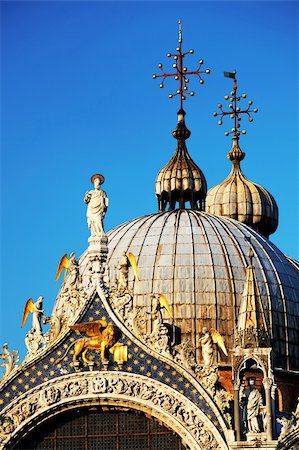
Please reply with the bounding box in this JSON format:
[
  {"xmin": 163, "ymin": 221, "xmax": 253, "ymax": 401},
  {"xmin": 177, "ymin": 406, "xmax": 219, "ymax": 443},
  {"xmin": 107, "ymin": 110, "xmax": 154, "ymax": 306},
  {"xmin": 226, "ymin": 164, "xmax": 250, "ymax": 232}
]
[
  {"xmin": 55, "ymin": 319, "xmax": 121, "ymax": 365},
  {"xmin": 199, "ymin": 327, "xmax": 228, "ymax": 368}
]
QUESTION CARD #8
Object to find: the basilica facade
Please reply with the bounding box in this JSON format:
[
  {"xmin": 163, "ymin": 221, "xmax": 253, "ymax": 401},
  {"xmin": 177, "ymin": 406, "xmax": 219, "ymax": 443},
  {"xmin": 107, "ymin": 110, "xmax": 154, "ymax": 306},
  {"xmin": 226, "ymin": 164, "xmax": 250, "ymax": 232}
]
[{"xmin": 0, "ymin": 25, "xmax": 299, "ymax": 450}]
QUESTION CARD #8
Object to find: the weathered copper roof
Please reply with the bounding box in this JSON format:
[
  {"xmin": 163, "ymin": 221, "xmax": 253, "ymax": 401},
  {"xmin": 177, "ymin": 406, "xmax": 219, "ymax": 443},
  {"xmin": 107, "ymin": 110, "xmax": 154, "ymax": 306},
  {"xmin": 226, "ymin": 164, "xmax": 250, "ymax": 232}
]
[
  {"xmin": 206, "ymin": 137, "xmax": 278, "ymax": 237},
  {"xmin": 107, "ymin": 210, "xmax": 299, "ymax": 371}
]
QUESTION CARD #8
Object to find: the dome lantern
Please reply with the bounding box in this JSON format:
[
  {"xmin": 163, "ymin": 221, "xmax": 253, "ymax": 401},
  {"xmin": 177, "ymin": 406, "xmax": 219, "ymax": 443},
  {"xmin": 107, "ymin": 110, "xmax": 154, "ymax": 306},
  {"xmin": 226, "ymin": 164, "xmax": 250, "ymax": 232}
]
[
  {"xmin": 206, "ymin": 73, "xmax": 278, "ymax": 237},
  {"xmin": 155, "ymin": 109, "xmax": 207, "ymax": 211},
  {"xmin": 152, "ymin": 20, "xmax": 210, "ymax": 212}
]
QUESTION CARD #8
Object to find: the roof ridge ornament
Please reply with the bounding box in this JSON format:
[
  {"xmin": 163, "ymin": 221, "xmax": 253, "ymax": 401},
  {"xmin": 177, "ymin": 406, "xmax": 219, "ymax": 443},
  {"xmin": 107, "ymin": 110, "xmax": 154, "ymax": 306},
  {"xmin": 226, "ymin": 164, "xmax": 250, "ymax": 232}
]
[
  {"xmin": 152, "ymin": 19, "xmax": 210, "ymax": 111},
  {"xmin": 154, "ymin": 21, "xmax": 208, "ymax": 212},
  {"xmin": 213, "ymin": 72, "xmax": 258, "ymax": 138}
]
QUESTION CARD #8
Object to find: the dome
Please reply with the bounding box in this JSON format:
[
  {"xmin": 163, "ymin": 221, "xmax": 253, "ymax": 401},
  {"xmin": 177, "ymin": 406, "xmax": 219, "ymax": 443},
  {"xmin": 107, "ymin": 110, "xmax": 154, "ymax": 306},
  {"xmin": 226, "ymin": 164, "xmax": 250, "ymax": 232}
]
[
  {"xmin": 206, "ymin": 137, "xmax": 278, "ymax": 237},
  {"xmin": 107, "ymin": 209, "xmax": 299, "ymax": 371},
  {"xmin": 155, "ymin": 110, "xmax": 207, "ymax": 212}
]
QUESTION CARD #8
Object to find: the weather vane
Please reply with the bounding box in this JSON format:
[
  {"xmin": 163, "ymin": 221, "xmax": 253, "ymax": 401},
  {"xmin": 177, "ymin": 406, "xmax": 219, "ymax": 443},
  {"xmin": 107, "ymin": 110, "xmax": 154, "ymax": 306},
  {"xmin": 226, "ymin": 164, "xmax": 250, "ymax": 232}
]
[
  {"xmin": 213, "ymin": 72, "xmax": 258, "ymax": 137},
  {"xmin": 152, "ymin": 20, "xmax": 210, "ymax": 110}
]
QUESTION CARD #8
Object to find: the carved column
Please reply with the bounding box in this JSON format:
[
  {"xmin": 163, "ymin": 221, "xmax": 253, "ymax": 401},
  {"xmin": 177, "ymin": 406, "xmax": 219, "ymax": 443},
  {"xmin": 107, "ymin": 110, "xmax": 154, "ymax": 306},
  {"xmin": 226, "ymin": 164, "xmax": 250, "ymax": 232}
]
[
  {"xmin": 233, "ymin": 382, "xmax": 241, "ymax": 441},
  {"xmin": 263, "ymin": 377, "xmax": 273, "ymax": 441}
]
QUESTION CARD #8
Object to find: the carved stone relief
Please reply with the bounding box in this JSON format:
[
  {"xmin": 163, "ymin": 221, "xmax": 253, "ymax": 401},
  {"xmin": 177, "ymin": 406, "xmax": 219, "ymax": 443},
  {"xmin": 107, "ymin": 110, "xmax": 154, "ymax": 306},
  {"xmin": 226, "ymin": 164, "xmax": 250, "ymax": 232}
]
[
  {"xmin": 0, "ymin": 372, "xmax": 228, "ymax": 450},
  {"xmin": 0, "ymin": 345, "xmax": 19, "ymax": 381}
]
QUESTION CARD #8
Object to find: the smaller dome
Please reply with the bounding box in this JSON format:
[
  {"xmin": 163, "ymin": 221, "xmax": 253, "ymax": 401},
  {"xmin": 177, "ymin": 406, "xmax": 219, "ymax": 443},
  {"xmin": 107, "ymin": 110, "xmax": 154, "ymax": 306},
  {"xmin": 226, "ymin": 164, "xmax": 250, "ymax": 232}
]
[
  {"xmin": 206, "ymin": 137, "xmax": 278, "ymax": 237},
  {"xmin": 155, "ymin": 109, "xmax": 207, "ymax": 212}
]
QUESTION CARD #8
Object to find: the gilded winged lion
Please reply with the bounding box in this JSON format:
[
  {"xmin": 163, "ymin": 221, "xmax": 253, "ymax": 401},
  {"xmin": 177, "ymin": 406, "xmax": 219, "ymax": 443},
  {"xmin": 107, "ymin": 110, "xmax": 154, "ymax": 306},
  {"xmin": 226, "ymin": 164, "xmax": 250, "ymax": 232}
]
[{"xmin": 55, "ymin": 319, "xmax": 121, "ymax": 365}]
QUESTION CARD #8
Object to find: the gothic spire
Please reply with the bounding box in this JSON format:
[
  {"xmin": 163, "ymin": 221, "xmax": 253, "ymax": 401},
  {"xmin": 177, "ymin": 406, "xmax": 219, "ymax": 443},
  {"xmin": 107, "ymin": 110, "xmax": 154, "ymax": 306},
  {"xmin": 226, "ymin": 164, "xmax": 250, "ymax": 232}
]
[{"xmin": 235, "ymin": 248, "xmax": 270, "ymax": 348}]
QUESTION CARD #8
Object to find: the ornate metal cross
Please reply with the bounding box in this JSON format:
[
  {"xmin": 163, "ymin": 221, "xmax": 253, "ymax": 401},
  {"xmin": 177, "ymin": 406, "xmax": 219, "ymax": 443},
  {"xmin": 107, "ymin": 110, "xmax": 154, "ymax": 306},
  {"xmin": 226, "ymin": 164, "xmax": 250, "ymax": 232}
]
[
  {"xmin": 213, "ymin": 72, "xmax": 258, "ymax": 137},
  {"xmin": 152, "ymin": 20, "xmax": 210, "ymax": 110}
]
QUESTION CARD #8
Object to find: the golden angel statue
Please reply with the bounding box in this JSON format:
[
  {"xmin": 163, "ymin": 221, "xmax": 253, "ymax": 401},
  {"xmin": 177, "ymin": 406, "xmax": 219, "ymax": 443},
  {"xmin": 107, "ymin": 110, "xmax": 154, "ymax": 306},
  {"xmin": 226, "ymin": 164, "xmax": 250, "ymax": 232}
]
[
  {"xmin": 21, "ymin": 296, "xmax": 44, "ymax": 336},
  {"xmin": 55, "ymin": 252, "xmax": 79, "ymax": 288},
  {"xmin": 199, "ymin": 327, "xmax": 228, "ymax": 368},
  {"xmin": 55, "ymin": 319, "xmax": 121, "ymax": 365},
  {"xmin": 115, "ymin": 251, "xmax": 139, "ymax": 291}
]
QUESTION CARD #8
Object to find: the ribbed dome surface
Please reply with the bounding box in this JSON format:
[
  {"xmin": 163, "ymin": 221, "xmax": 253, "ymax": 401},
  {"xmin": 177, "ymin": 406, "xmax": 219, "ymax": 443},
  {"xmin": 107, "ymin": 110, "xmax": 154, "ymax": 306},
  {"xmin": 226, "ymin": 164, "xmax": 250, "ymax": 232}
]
[
  {"xmin": 107, "ymin": 210, "xmax": 299, "ymax": 370},
  {"xmin": 206, "ymin": 138, "xmax": 278, "ymax": 237}
]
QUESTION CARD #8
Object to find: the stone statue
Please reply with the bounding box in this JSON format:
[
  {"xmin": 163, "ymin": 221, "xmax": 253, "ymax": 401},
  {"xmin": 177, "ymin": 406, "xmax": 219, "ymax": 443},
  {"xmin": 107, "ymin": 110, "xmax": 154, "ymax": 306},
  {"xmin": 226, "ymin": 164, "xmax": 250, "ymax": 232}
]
[
  {"xmin": 84, "ymin": 174, "xmax": 108, "ymax": 237},
  {"xmin": 241, "ymin": 378, "xmax": 264, "ymax": 433},
  {"xmin": 115, "ymin": 251, "xmax": 129, "ymax": 292},
  {"xmin": 199, "ymin": 327, "xmax": 214, "ymax": 368},
  {"xmin": 0, "ymin": 344, "xmax": 19, "ymax": 379}
]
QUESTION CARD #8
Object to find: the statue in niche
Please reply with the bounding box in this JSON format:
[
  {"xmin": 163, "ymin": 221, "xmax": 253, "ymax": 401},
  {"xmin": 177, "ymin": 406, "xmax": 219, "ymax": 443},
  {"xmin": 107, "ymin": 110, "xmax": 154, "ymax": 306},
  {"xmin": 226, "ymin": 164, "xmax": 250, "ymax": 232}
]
[
  {"xmin": 0, "ymin": 343, "xmax": 19, "ymax": 379},
  {"xmin": 240, "ymin": 377, "xmax": 264, "ymax": 433},
  {"xmin": 84, "ymin": 174, "xmax": 108, "ymax": 237}
]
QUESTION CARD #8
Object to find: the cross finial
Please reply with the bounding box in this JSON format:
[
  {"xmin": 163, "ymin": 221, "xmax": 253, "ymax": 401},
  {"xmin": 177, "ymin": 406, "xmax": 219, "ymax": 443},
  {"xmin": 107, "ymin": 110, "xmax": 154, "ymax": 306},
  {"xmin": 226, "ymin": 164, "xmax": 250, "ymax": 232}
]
[
  {"xmin": 152, "ymin": 20, "xmax": 210, "ymax": 110},
  {"xmin": 213, "ymin": 72, "xmax": 258, "ymax": 137}
]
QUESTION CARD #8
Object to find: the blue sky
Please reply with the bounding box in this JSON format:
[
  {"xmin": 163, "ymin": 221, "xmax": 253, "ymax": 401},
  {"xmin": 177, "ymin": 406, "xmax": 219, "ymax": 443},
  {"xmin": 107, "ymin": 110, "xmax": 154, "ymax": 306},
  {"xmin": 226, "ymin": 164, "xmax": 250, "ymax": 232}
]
[{"xmin": 1, "ymin": 1, "xmax": 298, "ymax": 364}]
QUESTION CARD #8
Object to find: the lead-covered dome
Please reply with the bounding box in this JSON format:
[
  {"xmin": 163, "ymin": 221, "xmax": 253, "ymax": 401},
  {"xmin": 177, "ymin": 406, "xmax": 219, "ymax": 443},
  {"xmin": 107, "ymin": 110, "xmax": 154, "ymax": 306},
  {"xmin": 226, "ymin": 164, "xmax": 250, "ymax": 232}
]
[{"xmin": 107, "ymin": 209, "xmax": 299, "ymax": 370}]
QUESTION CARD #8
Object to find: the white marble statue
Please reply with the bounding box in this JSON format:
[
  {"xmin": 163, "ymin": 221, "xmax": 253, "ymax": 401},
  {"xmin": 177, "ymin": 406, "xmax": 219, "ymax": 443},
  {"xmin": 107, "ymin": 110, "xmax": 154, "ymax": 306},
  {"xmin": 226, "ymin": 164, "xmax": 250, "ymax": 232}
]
[
  {"xmin": 199, "ymin": 327, "xmax": 214, "ymax": 368},
  {"xmin": 84, "ymin": 174, "xmax": 108, "ymax": 237},
  {"xmin": 242, "ymin": 378, "xmax": 264, "ymax": 433}
]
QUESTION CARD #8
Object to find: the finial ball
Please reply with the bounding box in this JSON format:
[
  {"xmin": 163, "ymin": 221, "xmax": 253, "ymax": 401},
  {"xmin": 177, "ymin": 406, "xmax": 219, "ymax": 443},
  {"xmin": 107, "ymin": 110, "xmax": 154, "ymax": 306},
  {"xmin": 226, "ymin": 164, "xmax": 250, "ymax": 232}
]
[
  {"xmin": 189, "ymin": 49, "xmax": 194, "ymax": 54},
  {"xmin": 158, "ymin": 63, "xmax": 162, "ymax": 68},
  {"xmin": 199, "ymin": 79, "xmax": 204, "ymax": 84},
  {"xmin": 199, "ymin": 59, "xmax": 204, "ymax": 65}
]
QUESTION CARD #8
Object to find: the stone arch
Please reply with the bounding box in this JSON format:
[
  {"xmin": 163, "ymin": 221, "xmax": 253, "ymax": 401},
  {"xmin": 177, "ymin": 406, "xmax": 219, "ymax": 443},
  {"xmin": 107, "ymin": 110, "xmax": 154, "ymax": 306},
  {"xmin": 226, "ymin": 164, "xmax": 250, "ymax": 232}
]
[
  {"xmin": 0, "ymin": 371, "xmax": 229, "ymax": 450},
  {"xmin": 237, "ymin": 356, "xmax": 268, "ymax": 379}
]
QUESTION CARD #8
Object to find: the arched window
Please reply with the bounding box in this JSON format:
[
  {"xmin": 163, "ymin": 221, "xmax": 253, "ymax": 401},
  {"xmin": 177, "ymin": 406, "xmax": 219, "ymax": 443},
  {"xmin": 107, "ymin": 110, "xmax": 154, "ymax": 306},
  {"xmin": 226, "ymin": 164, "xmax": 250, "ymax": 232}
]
[{"xmin": 14, "ymin": 407, "xmax": 187, "ymax": 450}]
